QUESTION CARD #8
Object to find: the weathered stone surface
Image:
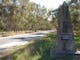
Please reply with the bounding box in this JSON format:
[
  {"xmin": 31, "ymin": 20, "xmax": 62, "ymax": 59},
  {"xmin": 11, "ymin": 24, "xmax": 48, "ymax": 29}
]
[{"xmin": 50, "ymin": 2, "xmax": 76, "ymax": 57}]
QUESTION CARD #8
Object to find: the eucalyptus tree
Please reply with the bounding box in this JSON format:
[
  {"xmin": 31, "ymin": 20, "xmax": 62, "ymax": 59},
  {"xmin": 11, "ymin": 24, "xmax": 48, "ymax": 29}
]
[{"xmin": 0, "ymin": 0, "xmax": 52, "ymax": 31}]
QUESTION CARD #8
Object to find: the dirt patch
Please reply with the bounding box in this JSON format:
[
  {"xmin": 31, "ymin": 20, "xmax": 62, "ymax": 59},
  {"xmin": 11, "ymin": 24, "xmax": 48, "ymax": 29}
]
[{"xmin": 0, "ymin": 30, "xmax": 34, "ymax": 37}]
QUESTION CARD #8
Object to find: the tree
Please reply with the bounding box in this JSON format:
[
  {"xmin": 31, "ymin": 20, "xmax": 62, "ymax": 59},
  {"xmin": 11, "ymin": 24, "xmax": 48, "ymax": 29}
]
[
  {"xmin": 69, "ymin": 0, "xmax": 80, "ymax": 34},
  {"xmin": 0, "ymin": 0, "xmax": 52, "ymax": 31}
]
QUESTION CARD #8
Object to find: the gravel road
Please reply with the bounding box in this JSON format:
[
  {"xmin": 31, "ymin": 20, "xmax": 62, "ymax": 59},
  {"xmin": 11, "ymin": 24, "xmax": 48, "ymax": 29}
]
[{"xmin": 0, "ymin": 30, "xmax": 54, "ymax": 50}]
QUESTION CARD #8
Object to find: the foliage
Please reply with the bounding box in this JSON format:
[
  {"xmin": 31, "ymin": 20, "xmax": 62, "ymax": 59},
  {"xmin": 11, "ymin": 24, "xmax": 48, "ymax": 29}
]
[
  {"xmin": 69, "ymin": 1, "xmax": 80, "ymax": 34},
  {"xmin": 0, "ymin": 0, "xmax": 52, "ymax": 31},
  {"xmin": 75, "ymin": 34, "xmax": 80, "ymax": 50}
]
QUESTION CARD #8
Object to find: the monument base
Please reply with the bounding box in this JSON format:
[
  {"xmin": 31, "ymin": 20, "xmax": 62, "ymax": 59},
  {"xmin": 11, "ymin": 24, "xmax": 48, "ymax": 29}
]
[
  {"xmin": 50, "ymin": 46, "xmax": 76, "ymax": 58},
  {"xmin": 51, "ymin": 48, "xmax": 80, "ymax": 58}
]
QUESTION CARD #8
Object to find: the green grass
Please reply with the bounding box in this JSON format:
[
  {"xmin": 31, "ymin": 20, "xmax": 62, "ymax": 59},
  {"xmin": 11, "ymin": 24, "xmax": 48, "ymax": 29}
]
[
  {"xmin": 75, "ymin": 34, "xmax": 80, "ymax": 50},
  {"xmin": 1, "ymin": 33, "xmax": 80, "ymax": 60}
]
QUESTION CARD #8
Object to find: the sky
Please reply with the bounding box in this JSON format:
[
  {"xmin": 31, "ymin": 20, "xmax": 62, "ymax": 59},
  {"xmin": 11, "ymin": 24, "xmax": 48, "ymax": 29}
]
[{"xmin": 30, "ymin": 0, "xmax": 66, "ymax": 10}]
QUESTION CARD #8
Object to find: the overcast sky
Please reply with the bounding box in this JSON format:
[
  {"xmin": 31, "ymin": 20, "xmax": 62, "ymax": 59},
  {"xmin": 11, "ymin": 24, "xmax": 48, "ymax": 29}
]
[{"xmin": 30, "ymin": 0, "xmax": 66, "ymax": 9}]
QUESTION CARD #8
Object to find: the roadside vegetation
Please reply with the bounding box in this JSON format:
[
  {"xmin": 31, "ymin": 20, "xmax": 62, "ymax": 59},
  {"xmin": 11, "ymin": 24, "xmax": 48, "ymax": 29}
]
[
  {"xmin": 1, "ymin": 32, "xmax": 80, "ymax": 60},
  {"xmin": 0, "ymin": 0, "xmax": 53, "ymax": 32}
]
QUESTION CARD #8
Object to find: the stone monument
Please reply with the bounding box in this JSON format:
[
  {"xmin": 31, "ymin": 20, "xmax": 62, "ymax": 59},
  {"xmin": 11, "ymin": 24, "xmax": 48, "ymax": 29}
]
[{"xmin": 50, "ymin": 2, "xmax": 76, "ymax": 57}]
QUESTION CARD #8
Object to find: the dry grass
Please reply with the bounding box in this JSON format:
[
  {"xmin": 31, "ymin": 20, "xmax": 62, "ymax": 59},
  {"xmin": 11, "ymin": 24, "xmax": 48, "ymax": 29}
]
[{"xmin": 0, "ymin": 30, "xmax": 34, "ymax": 37}]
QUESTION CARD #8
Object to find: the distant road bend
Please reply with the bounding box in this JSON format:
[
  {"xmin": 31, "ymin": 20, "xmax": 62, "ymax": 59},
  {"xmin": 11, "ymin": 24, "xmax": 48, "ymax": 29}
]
[{"xmin": 0, "ymin": 30, "xmax": 55, "ymax": 52}]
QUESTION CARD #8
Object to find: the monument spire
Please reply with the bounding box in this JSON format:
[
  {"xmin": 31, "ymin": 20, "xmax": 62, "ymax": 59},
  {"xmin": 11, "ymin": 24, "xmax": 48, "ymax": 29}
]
[{"xmin": 63, "ymin": 1, "xmax": 68, "ymax": 6}]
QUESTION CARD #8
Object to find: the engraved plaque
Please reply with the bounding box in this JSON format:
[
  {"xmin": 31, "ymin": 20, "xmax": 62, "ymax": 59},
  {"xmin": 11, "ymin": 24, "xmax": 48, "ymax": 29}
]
[{"xmin": 61, "ymin": 34, "xmax": 72, "ymax": 40}]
